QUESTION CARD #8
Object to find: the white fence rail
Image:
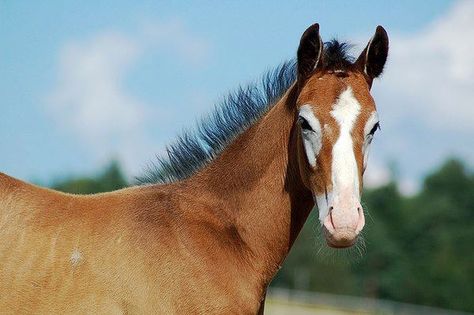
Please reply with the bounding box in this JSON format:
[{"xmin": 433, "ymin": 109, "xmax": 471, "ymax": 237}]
[{"xmin": 267, "ymin": 287, "xmax": 472, "ymax": 315}]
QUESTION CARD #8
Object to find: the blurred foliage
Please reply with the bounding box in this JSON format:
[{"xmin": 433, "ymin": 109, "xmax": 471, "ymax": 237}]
[
  {"xmin": 52, "ymin": 161, "xmax": 127, "ymax": 194},
  {"xmin": 50, "ymin": 158, "xmax": 473, "ymax": 312}
]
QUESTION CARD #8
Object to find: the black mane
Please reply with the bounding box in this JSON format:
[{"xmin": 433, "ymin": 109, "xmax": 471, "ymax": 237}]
[
  {"xmin": 137, "ymin": 40, "xmax": 353, "ymax": 184},
  {"xmin": 323, "ymin": 39, "xmax": 355, "ymax": 71}
]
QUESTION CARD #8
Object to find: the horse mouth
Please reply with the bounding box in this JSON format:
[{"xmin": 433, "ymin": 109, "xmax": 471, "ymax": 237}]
[{"xmin": 323, "ymin": 227, "xmax": 358, "ymax": 248}]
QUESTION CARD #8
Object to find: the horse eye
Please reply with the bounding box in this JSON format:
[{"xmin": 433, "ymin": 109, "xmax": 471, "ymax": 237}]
[
  {"xmin": 369, "ymin": 122, "xmax": 381, "ymax": 136},
  {"xmin": 298, "ymin": 117, "xmax": 314, "ymax": 132}
]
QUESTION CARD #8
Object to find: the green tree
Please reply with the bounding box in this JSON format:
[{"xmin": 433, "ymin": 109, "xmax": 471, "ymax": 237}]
[
  {"xmin": 352, "ymin": 182, "xmax": 407, "ymax": 299},
  {"xmin": 399, "ymin": 159, "xmax": 474, "ymax": 310},
  {"xmin": 52, "ymin": 161, "xmax": 128, "ymax": 194},
  {"xmin": 272, "ymin": 211, "xmax": 358, "ymax": 295}
]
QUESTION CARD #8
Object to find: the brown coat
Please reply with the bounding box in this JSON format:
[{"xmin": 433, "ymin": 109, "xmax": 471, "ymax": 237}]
[{"xmin": 0, "ymin": 23, "xmax": 388, "ymax": 314}]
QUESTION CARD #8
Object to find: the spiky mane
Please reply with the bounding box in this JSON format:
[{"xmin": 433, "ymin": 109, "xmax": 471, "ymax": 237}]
[{"xmin": 138, "ymin": 40, "xmax": 353, "ymax": 184}]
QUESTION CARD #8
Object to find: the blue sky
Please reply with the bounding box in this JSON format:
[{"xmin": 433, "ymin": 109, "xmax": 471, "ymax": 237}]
[{"xmin": 1, "ymin": 0, "xmax": 472, "ymax": 193}]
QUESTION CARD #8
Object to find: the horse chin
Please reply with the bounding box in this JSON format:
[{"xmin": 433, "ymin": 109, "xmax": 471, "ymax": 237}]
[
  {"xmin": 325, "ymin": 238, "xmax": 357, "ymax": 249},
  {"xmin": 324, "ymin": 230, "xmax": 358, "ymax": 249}
]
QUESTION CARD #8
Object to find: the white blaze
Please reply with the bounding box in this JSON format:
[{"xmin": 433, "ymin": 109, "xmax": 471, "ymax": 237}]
[
  {"xmin": 329, "ymin": 87, "xmax": 362, "ymax": 225},
  {"xmin": 330, "ymin": 87, "xmax": 361, "ymax": 198},
  {"xmin": 317, "ymin": 87, "xmax": 362, "ymax": 223},
  {"xmin": 299, "ymin": 89, "xmax": 363, "ymax": 224}
]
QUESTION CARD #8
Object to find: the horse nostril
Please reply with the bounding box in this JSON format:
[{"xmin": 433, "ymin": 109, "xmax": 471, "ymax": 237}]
[
  {"xmin": 329, "ymin": 206, "xmax": 335, "ymax": 229},
  {"xmin": 355, "ymin": 206, "xmax": 366, "ymax": 234}
]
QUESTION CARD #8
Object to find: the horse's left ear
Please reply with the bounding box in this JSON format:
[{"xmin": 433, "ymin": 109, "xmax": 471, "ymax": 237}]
[{"xmin": 356, "ymin": 25, "xmax": 389, "ymax": 87}]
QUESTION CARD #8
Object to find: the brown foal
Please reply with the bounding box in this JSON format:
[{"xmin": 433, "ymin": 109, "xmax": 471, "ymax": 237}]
[{"xmin": 0, "ymin": 24, "xmax": 388, "ymax": 314}]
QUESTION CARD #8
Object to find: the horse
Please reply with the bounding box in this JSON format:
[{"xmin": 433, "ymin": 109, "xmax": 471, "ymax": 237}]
[{"xmin": 0, "ymin": 23, "xmax": 388, "ymax": 314}]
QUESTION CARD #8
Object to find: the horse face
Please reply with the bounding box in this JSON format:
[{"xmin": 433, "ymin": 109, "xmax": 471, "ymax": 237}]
[{"xmin": 295, "ymin": 24, "xmax": 388, "ymax": 248}]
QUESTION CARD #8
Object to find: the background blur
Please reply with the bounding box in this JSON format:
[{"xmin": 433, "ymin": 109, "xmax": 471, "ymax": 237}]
[{"xmin": 1, "ymin": 1, "xmax": 473, "ymax": 313}]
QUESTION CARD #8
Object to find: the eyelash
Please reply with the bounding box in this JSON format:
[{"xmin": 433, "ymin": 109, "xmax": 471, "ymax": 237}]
[
  {"xmin": 298, "ymin": 117, "xmax": 314, "ymax": 132},
  {"xmin": 369, "ymin": 122, "xmax": 380, "ymax": 136},
  {"xmin": 299, "ymin": 117, "xmax": 379, "ymax": 139},
  {"xmin": 366, "ymin": 122, "xmax": 380, "ymax": 143}
]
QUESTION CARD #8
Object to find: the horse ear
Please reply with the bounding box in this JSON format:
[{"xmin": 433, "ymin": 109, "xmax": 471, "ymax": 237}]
[
  {"xmin": 356, "ymin": 25, "xmax": 389, "ymax": 86},
  {"xmin": 297, "ymin": 23, "xmax": 323, "ymax": 88}
]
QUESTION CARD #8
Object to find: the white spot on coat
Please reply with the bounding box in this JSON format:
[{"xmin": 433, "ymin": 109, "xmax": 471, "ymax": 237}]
[{"xmin": 70, "ymin": 249, "xmax": 83, "ymax": 266}]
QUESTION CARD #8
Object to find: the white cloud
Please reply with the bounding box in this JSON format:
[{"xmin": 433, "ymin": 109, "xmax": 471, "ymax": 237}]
[
  {"xmin": 368, "ymin": 0, "xmax": 474, "ymax": 192},
  {"xmin": 47, "ymin": 20, "xmax": 210, "ymax": 175},
  {"xmin": 50, "ymin": 32, "xmax": 144, "ymax": 141},
  {"xmin": 139, "ymin": 19, "xmax": 210, "ymax": 66},
  {"xmin": 380, "ymin": 0, "xmax": 474, "ymax": 132}
]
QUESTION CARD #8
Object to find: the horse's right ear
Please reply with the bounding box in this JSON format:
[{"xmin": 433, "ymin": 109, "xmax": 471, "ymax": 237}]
[{"xmin": 297, "ymin": 23, "xmax": 323, "ymax": 89}]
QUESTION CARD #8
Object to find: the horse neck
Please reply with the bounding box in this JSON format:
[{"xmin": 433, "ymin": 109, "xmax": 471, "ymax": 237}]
[{"xmin": 186, "ymin": 86, "xmax": 314, "ymax": 284}]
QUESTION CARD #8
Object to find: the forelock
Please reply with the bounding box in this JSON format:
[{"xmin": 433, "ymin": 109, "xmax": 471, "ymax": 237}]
[{"xmin": 322, "ymin": 40, "xmax": 355, "ymax": 73}]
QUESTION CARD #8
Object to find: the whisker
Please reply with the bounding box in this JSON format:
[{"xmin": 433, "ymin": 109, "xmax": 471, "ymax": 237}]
[
  {"xmin": 361, "ymin": 200, "xmax": 375, "ymax": 224},
  {"xmin": 312, "ymin": 224, "xmax": 367, "ymax": 264}
]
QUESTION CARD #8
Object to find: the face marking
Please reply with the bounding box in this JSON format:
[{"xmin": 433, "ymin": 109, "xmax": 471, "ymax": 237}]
[
  {"xmin": 364, "ymin": 111, "xmax": 379, "ymax": 137},
  {"xmin": 297, "ymin": 73, "xmax": 376, "ymax": 230},
  {"xmin": 315, "ymin": 192, "xmax": 333, "ymax": 222},
  {"xmin": 308, "ymin": 87, "xmax": 362, "ymax": 225},
  {"xmin": 363, "ymin": 111, "xmax": 379, "ymax": 169},
  {"xmin": 299, "ymin": 104, "xmax": 322, "ymax": 167},
  {"xmin": 330, "ymin": 87, "xmax": 361, "ymax": 197}
]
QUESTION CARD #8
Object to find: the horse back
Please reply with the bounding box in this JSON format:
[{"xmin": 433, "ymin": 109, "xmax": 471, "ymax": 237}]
[
  {"xmin": 0, "ymin": 173, "xmax": 156, "ymax": 313},
  {"xmin": 0, "ymin": 173, "xmax": 259, "ymax": 314}
]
